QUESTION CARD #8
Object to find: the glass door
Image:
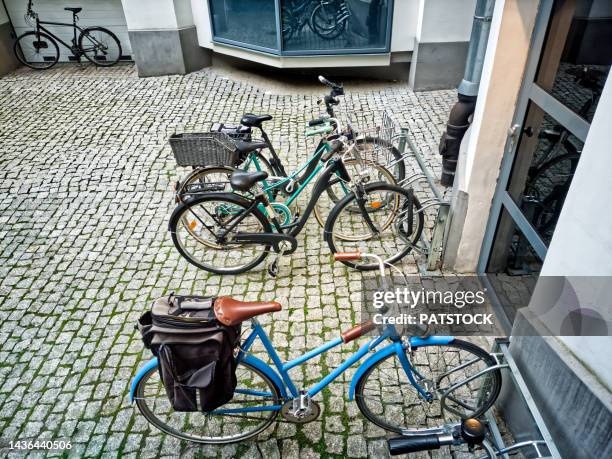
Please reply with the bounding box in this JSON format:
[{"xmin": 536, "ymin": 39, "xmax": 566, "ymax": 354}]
[{"xmin": 478, "ymin": 0, "xmax": 611, "ymax": 324}]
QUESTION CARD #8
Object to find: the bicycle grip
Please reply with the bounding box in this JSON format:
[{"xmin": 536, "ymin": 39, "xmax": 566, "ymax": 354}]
[
  {"xmin": 334, "ymin": 252, "xmax": 362, "ymax": 261},
  {"xmin": 387, "ymin": 435, "xmax": 441, "ymax": 455},
  {"xmin": 309, "ymin": 117, "xmax": 327, "ymax": 126}
]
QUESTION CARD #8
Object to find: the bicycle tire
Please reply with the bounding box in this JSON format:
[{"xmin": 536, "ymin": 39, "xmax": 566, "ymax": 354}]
[
  {"xmin": 177, "ymin": 166, "xmax": 236, "ymax": 201},
  {"xmin": 325, "ymin": 183, "xmax": 424, "ymax": 270},
  {"xmin": 310, "ymin": 2, "xmax": 347, "ymax": 39},
  {"xmin": 355, "ymin": 339, "xmax": 502, "ymax": 433},
  {"xmin": 14, "ymin": 31, "xmax": 60, "ymax": 70},
  {"xmin": 135, "ymin": 360, "xmax": 281, "ymax": 444},
  {"xmin": 525, "ymin": 152, "xmax": 579, "ymax": 237},
  {"xmin": 78, "ymin": 26, "xmax": 122, "ymax": 66},
  {"xmin": 356, "ymin": 136, "xmax": 406, "ymax": 183},
  {"xmin": 313, "ymin": 159, "xmax": 396, "ymax": 229},
  {"xmin": 177, "ymin": 153, "xmax": 277, "ymax": 198},
  {"xmin": 169, "ymin": 192, "xmax": 272, "ymax": 275}
]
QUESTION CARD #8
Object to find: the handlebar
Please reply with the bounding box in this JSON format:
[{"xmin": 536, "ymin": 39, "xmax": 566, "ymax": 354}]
[
  {"xmin": 388, "ymin": 435, "xmax": 442, "ymax": 455},
  {"xmin": 318, "ymin": 75, "xmax": 342, "ymax": 91},
  {"xmin": 318, "ymin": 75, "xmax": 344, "ymax": 116},
  {"xmin": 308, "ymin": 116, "xmax": 329, "ymax": 127},
  {"xmin": 333, "ymin": 251, "xmax": 388, "ymax": 290},
  {"xmin": 388, "ymin": 419, "xmax": 488, "ymax": 456},
  {"xmin": 321, "ymin": 138, "xmax": 344, "ymax": 162}
]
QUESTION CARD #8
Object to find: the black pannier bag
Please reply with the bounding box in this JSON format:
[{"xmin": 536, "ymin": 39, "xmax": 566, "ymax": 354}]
[{"xmin": 137, "ymin": 294, "xmax": 241, "ymax": 412}]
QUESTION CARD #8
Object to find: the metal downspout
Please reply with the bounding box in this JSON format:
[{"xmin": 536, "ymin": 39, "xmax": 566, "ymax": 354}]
[{"xmin": 439, "ymin": 0, "xmax": 495, "ymax": 187}]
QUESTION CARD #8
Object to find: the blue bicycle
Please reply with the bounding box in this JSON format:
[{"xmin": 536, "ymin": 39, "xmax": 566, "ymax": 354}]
[{"xmin": 130, "ymin": 253, "xmax": 501, "ymax": 443}]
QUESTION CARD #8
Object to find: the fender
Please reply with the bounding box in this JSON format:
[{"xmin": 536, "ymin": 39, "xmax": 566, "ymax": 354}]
[
  {"xmin": 129, "ymin": 357, "xmax": 158, "ymax": 403},
  {"xmin": 129, "ymin": 354, "xmax": 288, "ymax": 404},
  {"xmin": 348, "ymin": 336, "xmax": 455, "ymax": 400}
]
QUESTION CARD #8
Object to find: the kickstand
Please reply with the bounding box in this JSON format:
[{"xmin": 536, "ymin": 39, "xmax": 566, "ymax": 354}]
[{"xmin": 267, "ymin": 245, "xmax": 287, "ymax": 277}]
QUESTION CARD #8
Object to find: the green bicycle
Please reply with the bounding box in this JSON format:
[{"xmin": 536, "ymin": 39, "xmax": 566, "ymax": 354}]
[{"xmin": 169, "ymin": 137, "xmax": 423, "ymax": 275}]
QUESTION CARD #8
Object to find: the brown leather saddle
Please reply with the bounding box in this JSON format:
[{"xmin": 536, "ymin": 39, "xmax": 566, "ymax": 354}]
[{"xmin": 214, "ymin": 296, "xmax": 281, "ymax": 326}]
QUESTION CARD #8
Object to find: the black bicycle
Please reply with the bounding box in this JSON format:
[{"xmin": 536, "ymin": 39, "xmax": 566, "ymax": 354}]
[
  {"xmin": 169, "ymin": 137, "xmax": 423, "ymax": 275},
  {"xmin": 14, "ymin": 0, "xmax": 122, "ymax": 70},
  {"xmin": 176, "ymin": 76, "xmax": 406, "ymax": 200},
  {"xmin": 282, "ymin": 0, "xmax": 350, "ymax": 42}
]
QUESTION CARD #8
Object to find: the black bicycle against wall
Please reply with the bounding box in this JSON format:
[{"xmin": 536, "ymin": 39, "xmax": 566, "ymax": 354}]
[{"xmin": 14, "ymin": 0, "xmax": 122, "ymax": 70}]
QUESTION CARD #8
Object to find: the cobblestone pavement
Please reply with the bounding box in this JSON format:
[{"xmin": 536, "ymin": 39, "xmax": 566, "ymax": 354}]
[{"xmin": 0, "ymin": 63, "xmax": 494, "ymax": 458}]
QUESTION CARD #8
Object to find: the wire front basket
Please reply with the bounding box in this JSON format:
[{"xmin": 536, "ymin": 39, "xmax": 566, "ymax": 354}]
[
  {"xmin": 340, "ymin": 108, "xmax": 402, "ymax": 168},
  {"xmin": 169, "ymin": 132, "xmax": 239, "ymax": 167}
]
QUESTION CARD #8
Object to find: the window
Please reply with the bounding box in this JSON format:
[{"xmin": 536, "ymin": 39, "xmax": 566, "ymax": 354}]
[{"xmin": 208, "ymin": 0, "xmax": 393, "ymax": 55}]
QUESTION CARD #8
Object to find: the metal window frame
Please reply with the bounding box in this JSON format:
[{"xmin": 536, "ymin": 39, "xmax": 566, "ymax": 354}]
[
  {"xmin": 477, "ymin": 0, "xmax": 592, "ymax": 322},
  {"xmin": 207, "ymin": 0, "xmax": 394, "ymax": 56}
]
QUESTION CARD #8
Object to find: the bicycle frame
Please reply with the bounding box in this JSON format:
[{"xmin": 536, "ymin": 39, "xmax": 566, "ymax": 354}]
[
  {"xmin": 33, "ymin": 17, "xmax": 84, "ymax": 52},
  {"xmin": 212, "ymin": 154, "xmax": 352, "ymax": 245},
  {"xmin": 243, "ymin": 140, "xmax": 329, "ymax": 206},
  {"xmin": 129, "ymin": 318, "xmax": 455, "ymax": 414}
]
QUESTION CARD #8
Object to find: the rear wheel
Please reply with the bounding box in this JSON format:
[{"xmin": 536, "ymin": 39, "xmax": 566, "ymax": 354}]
[
  {"xmin": 78, "ymin": 27, "xmax": 122, "ymax": 66},
  {"xmin": 135, "ymin": 361, "xmax": 281, "ymax": 443},
  {"xmin": 355, "ymin": 340, "xmax": 502, "ymax": 433},
  {"xmin": 169, "ymin": 193, "xmax": 271, "ymax": 274},
  {"xmin": 14, "ymin": 31, "xmax": 59, "ymax": 70},
  {"xmin": 176, "ymin": 166, "xmax": 236, "ymax": 202}
]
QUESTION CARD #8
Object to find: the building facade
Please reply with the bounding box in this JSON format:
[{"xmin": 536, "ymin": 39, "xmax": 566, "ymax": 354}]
[
  {"xmin": 1, "ymin": 0, "xmax": 479, "ymax": 90},
  {"xmin": 444, "ymin": 0, "xmax": 611, "ymax": 456}
]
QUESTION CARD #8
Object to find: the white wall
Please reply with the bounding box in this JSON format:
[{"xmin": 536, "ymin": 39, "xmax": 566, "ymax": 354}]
[
  {"xmin": 174, "ymin": 0, "xmax": 195, "ymax": 29},
  {"xmin": 191, "ymin": 0, "xmax": 212, "ymax": 47},
  {"xmin": 419, "ymin": 0, "xmax": 477, "ymax": 43},
  {"xmin": 121, "ymin": 0, "xmax": 178, "ymax": 30},
  {"xmin": 1, "ymin": 3, "xmax": 9, "ymax": 24},
  {"xmin": 6, "ymin": 0, "xmax": 130, "ymax": 60},
  {"xmin": 536, "ymin": 73, "xmax": 612, "ymax": 386},
  {"xmin": 390, "ymin": 0, "xmax": 419, "ymax": 52}
]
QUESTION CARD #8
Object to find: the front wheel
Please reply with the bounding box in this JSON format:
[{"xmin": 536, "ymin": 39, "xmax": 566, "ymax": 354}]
[
  {"xmin": 313, "ymin": 159, "xmax": 396, "ymax": 230},
  {"xmin": 78, "ymin": 27, "xmax": 122, "ymax": 66},
  {"xmin": 134, "ymin": 360, "xmax": 281, "ymax": 444},
  {"xmin": 355, "ymin": 340, "xmax": 502, "ymax": 433},
  {"xmin": 325, "ymin": 183, "xmax": 424, "ymax": 270},
  {"xmin": 14, "ymin": 31, "xmax": 60, "ymax": 70}
]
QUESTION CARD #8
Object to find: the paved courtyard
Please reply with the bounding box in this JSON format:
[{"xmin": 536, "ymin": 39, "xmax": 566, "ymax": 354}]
[{"xmin": 0, "ymin": 63, "xmax": 472, "ymax": 457}]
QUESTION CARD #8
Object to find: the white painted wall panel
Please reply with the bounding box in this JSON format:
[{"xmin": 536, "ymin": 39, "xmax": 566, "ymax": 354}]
[
  {"xmin": 6, "ymin": 0, "xmax": 131, "ymax": 61},
  {"xmin": 539, "ymin": 72, "xmax": 612, "ymax": 386},
  {"xmin": 390, "ymin": 0, "xmax": 419, "ymax": 52}
]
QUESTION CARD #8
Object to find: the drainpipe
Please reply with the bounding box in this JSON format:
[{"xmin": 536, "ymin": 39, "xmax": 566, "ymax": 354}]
[{"xmin": 439, "ymin": 0, "xmax": 495, "ymax": 187}]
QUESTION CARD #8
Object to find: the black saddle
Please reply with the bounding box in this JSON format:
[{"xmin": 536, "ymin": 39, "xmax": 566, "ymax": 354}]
[
  {"xmin": 230, "ymin": 171, "xmax": 269, "ymax": 192},
  {"xmin": 241, "ymin": 113, "xmax": 273, "ymax": 128},
  {"xmin": 234, "ymin": 139, "xmax": 268, "ymax": 154},
  {"xmin": 64, "ymin": 7, "xmax": 82, "ymax": 13}
]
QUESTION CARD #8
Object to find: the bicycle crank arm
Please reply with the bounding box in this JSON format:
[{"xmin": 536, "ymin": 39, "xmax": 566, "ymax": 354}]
[{"xmin": 233, "ymin": 233, "xmax": 298, "ymax": 254}]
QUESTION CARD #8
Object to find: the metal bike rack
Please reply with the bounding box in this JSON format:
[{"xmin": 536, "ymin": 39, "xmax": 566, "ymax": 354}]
[
  {"xmin": 397, "ymin": 128, "xmax": 451, "ymax": 273},
  {"xmin": 429, "ymin": 338, "xmax": 562, "ymax": 458},
  {"xmin": 412, "ymin": 336, "xmax": 561, "ymax": 458},
  {"xmin": 483, "ymin": 339, "xmax": 561, "ymax": 458}
]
